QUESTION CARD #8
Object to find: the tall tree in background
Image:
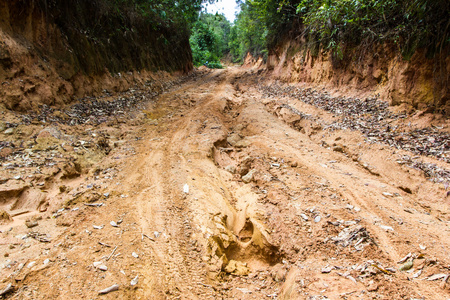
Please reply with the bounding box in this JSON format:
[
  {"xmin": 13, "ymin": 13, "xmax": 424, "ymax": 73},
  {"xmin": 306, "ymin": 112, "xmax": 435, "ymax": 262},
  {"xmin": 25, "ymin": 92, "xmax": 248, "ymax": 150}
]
[{"xmin": 190, "ymin": 12, "xmax": 231, "ymax": 67}]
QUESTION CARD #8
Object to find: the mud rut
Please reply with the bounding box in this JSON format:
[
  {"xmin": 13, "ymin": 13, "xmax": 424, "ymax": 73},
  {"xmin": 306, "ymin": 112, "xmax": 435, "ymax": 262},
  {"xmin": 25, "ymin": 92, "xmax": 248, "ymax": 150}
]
[{"xmin": 1, "ymin": 68, "xmax": 449, "ymax": 299}]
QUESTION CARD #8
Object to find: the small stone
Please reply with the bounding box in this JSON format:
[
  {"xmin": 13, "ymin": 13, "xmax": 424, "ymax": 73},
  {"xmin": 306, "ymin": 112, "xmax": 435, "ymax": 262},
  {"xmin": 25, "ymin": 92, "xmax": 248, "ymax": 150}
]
[
  {"xmin": 183, "ymin": 184, "xmax": 189, "ymax": 194},
  {"xmin": 98, "ymin": 284, "xmax": 119, "ymax": 294},
  {"xmin": 399, "ymin": 259, "xmax": 414, "ymax": 271},
  {"xmin": 93, "ymin": 225, "xmax": 104, "ymax": 230},
  {"xmin": 225, "ymin": 165, "xmax": 236, "ymax": 174},
  {"xmin": 43, "ymin": 259, "xmax": 50, "ymax": 265},
  {"xmin": 380, "ymin": 225, "xmax": 394, "ymax": 232},
  {"xmin": 25, "ymin": 220, "xmax": 38, "ymax": 228},
  {"xmin": 4, "ymin": 128, "xmax": 14, "ymax": 135},
  {"xmin": 300, "ymin": 214, "xmax": 309, "ymax": 221},
  {"xmin": 332, "ymin": 145, "xmax": 345, "ymax": 153},
  {"xmin": 27, "ymin": 261, "xmax": 36, "ymax": 268},
  {"xmin": 110, "ymin": 221, "xmax": 119, "ymax": 227},
  {"xmin": 132, "ymin": 252, "xmax": 139, "ymax": 258},
  {"xmin": 314, "ymin": 215, "xmax": 321, "ymax": 223},
  {"xmin": 321, "ymin": 266, "xmax": 333, "ymax": 273},
  {"xmin": 93, "ymin": 261, "xmax": 107, "ymax": 271},
  {"xmin": 242, "ymin": 169, "xmax": 256, "ymax": 183},
  {"xmin": 227, "ymin": 133, "xmax": 241, "ymax": 146},
  {"xmin": 131, "ymin": 275, "xmax": 139, "ymax": 286}
]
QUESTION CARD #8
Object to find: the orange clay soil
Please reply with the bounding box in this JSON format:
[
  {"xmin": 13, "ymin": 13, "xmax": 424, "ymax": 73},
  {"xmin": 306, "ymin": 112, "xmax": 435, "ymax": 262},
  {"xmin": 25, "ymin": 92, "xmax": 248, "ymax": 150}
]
[{"xmin": 0, "ymin": 67, "xmax": 449, "ymax": 299}]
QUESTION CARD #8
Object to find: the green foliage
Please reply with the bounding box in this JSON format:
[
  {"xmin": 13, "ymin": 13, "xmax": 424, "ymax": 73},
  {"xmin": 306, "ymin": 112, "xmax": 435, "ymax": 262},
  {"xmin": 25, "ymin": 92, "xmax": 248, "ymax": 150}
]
[
  {"xmin": 228, "ymin": 0, "xmax": 300, "ymax": 62},
  {"xmin": 296, "ymin": 0, "xmax": 449, "ymax": 59},
  {"xmin": 189, "ymin": 12, "xmax": 231, "ymax": 67}
]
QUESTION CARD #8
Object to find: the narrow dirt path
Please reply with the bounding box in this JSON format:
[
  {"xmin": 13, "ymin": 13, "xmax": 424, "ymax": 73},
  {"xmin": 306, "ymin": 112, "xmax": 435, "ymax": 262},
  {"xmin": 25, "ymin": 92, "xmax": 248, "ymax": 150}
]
[{"xmin": 1, "ymin": 67, "xmax": 449, "ymax": 299}]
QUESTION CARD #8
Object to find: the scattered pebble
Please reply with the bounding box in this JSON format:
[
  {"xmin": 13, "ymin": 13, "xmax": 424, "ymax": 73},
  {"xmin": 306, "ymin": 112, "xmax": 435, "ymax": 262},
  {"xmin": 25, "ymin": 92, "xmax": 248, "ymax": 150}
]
[
  {"xmin": 98, "ymin": 284, "xmax": 119, "ymax": 294},
  {"xmin": 131, "ymin": 275, "xmax": 139, "ymax": 286}
]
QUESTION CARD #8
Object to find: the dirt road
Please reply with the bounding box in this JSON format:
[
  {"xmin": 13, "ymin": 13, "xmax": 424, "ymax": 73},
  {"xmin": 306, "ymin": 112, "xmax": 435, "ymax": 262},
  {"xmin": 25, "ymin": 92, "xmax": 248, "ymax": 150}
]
[{"xmin": 1, "ymin": 67, "xmax": 449, "ymax": 299}]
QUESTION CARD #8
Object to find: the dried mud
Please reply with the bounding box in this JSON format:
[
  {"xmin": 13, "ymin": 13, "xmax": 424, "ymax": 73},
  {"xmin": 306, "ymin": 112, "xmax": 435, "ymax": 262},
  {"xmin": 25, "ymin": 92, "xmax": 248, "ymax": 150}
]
[{"xmin": 0, "ymin": 67, "xmax": 449, "ymax": 299}]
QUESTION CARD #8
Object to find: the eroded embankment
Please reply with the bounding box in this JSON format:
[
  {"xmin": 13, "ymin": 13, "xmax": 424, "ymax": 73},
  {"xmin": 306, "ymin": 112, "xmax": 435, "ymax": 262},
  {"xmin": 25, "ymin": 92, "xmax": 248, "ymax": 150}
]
[
  {"xmin": 263, "ymin": 40, "xmax": 449, "ymax": 113},
  {"xmin": 0, "ymin": 1, "xmax": 193, "ymax": 111}
]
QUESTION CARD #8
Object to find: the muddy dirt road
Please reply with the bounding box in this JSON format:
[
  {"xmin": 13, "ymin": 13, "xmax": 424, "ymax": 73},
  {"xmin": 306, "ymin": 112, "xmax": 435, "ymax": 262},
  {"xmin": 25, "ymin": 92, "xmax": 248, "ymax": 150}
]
[{"xmin": 1, "ymin": 68, "xmax": 449, "ymax": 299}]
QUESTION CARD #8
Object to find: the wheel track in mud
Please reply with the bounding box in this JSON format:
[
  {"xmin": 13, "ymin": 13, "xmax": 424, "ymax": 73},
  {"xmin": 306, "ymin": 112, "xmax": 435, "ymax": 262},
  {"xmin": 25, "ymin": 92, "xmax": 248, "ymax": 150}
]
[{"xmin": 126, "ymin": 70, "xmax": 231, "ymax": 299}]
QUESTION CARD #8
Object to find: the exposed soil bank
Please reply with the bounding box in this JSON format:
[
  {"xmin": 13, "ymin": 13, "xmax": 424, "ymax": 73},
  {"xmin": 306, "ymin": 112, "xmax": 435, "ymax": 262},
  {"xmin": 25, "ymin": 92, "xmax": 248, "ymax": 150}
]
[
  {"xmin": 0, "ymin": 1, "xmax": 193, "ymax": 111},
  {"xmin": 264, "ymin": 40, "xmax": 449, "ymax": 114}
]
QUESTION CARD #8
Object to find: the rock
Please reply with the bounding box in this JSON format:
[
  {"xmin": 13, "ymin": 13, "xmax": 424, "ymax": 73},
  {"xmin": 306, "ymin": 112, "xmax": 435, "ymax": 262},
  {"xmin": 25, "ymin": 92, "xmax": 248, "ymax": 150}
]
[
  {"xmin": 321, "ymin": 266, "xmax": 334, "ymax": 273},
  {"xmin": 93, "ymin": 261, "xmax": 108, "ymax": 271},
  {"xmin": 131, "ymin": 275, "xmax": 139, "ymax": 286},
  {"xmin": 0, "ymin": 210, "xmax": 12, "ymax": 225},
  {"xmin": 4, "ymin": 128, "xmax": 14, "ymax": 135},
  {"xmin": 380, "ymin": 225, "xmax": 394, "ymax": 232},
  {"xmin": 234, "ymin": 139, "xmax": 251, "ymax": 148},
  {"xmin": 238, "ymin": 156, "xmax": 253, "ymax": 175},
  {"xmin": 62, "ymin": 162, "xmax": 81, "ymax": 179},
  {"xmin": 300, "ymin": 213, "xmax": 309, "ymax": 221},
  {"xmin": 132, "ymin": 252, "xmax": 139, "ymax": 258},
  {"xmin": 399, "ymin": 259, "xmax": 414, "ymax": 271},
  {"xmin": 224, "ymin": 260, "xmax": 249, "ymax": 276},
  {"xmin": 225, "ymin": 165, "xmax": 236, "ymax": 174},
  {"xmin": 98, "ymin": 284, "xmax": 119, "ymax": 294},
  {"xmin": 0, "ymin": 121, "xmax": 5, "ymax": 132},
  {"xmin": 183, "ymin": 184, "xmax": 189, "ymax": 194},
  {"xmin": 25, "ymin": 220, "xmax": 38, "ymax": 228},
  {"xmin": 314, "ymin": 215, "xmax": 321, "ymax": 223},
  {"xmin": 332, "ymin": 145, "xmax": 345, "ymax": 153},
  {"xmin": 242, "ymin": 169, "xmax": 256, "ymax": 183},
  {"xmin": 110, "ymin": 221, "xmax": 119, "ymax": 227},
  {"xmin": 271, "ymin": 263, "xmax": 287, "ymax": 281},
  {"xmin": 227, "ymin": 133, "xmax": 242, "ymax": 146}
]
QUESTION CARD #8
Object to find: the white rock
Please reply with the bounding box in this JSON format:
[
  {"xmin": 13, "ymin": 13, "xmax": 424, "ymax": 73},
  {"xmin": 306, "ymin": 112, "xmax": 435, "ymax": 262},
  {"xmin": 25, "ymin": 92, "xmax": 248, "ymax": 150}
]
[
  {"xmin": 183, "ymin": 184, "xmax": 189, "ymax": 194},
  {"xmin": 132, "ymin": 252, "xmax": 139, "ymax": 258},
  {"xmin": 131, "ymin": 275, "xmax": 139, "ymax": 286},
  {"xmin": 110, "ymin": 221, "xmax": 119, "ymax": 227},
  {"xmin": 314, "ymin": 215, "xmax": 321, "ymax": 223},
  {"xmin": 380, "ymin": 225, "xmax": 394, "ymax": 232}
]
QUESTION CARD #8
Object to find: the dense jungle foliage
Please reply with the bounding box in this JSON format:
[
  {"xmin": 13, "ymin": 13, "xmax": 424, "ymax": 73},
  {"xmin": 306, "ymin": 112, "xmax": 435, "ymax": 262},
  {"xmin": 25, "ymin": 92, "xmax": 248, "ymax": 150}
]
[
  {"xmin": 226, "ymin": 0, "xmax": 449, "ymax": 62},
  {"xmin": 189, "ymin": 13, "xmax": 231, "ymax": 67}
]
